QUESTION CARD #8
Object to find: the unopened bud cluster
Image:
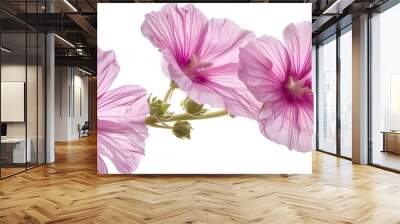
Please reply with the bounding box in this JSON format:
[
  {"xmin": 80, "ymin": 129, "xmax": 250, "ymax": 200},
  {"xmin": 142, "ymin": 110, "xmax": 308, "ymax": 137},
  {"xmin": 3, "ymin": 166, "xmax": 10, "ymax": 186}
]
[
  {"xmin": 172, "ymin": 121, "xmax": 192, "ymax": 139},
  {"xmin": 148, "ymin": 95, "xmax": 170, "ymax": 117}
]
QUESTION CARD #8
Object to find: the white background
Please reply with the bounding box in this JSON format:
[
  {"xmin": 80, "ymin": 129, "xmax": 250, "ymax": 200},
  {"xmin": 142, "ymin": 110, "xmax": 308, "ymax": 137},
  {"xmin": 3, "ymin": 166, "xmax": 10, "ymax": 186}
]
[{"xmin": 98, "ymin": 3, "xmax": 312, "ymax": 174}]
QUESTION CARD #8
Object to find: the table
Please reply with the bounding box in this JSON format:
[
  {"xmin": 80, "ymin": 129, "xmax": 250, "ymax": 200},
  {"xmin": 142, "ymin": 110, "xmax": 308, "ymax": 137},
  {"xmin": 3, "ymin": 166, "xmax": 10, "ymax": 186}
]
[
  {"xmin": 381, "ymin": 131, "xmax": 400, "ymax": 154},
  {"xmin": 1, "ymin": 138, "xmax": 32, "ymax": 163}
]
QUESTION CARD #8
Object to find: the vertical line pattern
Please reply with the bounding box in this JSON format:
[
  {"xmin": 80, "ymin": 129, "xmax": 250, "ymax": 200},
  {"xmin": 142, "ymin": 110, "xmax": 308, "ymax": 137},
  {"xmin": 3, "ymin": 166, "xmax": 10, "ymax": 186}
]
[
  {"xmin": 25, "ymin": 0, "xmax": 28, "ymax": 171},
  {"xmin": 336, "ymin": 28, "xmax": 341, "ymax": 157},
  {"xmin": 315, "ymin": 45, "xmax": 319, "ymax": 151}
]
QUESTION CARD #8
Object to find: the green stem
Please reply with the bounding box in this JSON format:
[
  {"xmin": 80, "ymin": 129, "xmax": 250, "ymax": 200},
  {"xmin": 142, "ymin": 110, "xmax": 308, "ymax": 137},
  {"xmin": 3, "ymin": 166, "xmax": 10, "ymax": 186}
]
[
  {"xmin": 160, "ymin": 110, "xmax": 228, "ymax": 122},
  {"xmin": 163, "ymin": 82, "xmax": 176, "ymax": 102},
  {"xmin": 147, "ymin": 80, "xmax": 228, "ymax": 130},
  {"xmin": 145, "ymin": 121, "xmax": 173, "ymax": 129},
  {"xmin": 145, "ymin": 110, "xmax": 228, "ymax": 130}
]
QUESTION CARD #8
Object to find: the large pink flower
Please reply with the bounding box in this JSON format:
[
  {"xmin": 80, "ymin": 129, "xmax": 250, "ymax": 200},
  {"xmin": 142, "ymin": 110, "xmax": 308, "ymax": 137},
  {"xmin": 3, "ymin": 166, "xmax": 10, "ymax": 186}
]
[
  {"xmin": 141, "ymin": 4, "xmax": 260, "ymax": 119},
  {"xmin": 97, "ymin": 48, "xmax": 149, "ymax": 174},
  {"xmin": 239, "ymin": 22, "xmax": 313, "ymax": 152}
]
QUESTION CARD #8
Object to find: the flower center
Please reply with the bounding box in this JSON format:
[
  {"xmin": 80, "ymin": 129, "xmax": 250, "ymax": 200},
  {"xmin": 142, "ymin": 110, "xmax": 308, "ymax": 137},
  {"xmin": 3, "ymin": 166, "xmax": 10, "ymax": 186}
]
[
  {"xmin": 184, "ymin": 55, "xmax": 212, "ymax": 83},
  {"xmin": 285, "ymin": 76, "xmax": 311, "ymax": 98}
]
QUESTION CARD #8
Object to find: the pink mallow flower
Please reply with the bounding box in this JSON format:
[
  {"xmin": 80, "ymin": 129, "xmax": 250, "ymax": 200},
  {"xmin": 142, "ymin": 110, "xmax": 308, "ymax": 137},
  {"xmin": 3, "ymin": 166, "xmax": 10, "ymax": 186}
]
[
  {"xmin": 97, "ymin": 48, "xmax": 149, "ymax": 174},
  {"xmin": 141, "ymin": 4, "xmax": 261, "ymax": 119},
  {"xmin": 238, "ymin": 22, "xmax": 313, "ymax": 152}
]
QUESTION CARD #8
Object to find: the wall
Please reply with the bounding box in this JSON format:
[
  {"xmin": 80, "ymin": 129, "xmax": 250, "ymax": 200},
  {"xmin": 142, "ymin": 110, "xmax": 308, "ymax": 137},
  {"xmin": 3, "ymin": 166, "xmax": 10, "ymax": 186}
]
[
  {"xmin": 1, "ymin": 65, "xmax": 26, "ymax": 138},
  {"xmin": 1, "ymin": 65, "xmax": 43, "ymax": 138},
  {"xmin": 71, "ymin": 72, "xmax": 89, "ymax": 138},
  {"xmin": 55, "ymin": 67, "xmax": 89, "ymax": 141},
  {"xmin": 55, "ymin": 67, "xmax": 69, "ymax": 141},
  {"xmin": 1, "ymin": 63, "xmax": 45, "ymax": 165}
]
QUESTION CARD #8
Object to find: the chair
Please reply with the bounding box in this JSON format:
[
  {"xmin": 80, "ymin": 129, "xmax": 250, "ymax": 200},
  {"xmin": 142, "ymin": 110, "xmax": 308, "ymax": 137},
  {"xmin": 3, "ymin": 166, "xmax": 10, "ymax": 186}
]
[{"xmin": 79, "ymin": 121, "xmax": 90, "ymax": 138}]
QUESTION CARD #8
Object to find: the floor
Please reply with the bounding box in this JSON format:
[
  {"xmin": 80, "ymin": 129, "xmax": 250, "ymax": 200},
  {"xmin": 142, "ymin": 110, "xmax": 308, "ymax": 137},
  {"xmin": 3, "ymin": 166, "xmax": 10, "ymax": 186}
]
[
  {"xmin": 0, "ymin": 167, "xmax": 25, "ymax": 177},
  {"xmin": 1, "ymin": 163, "xmax": 42, "ymax": 178},
  {"xmin": 0, "ymin": 135, "xmax": 400, "ymax": 223},
  {"xmin": 372, "ymin": 150, "xmax": 400, "ymax": 171}
]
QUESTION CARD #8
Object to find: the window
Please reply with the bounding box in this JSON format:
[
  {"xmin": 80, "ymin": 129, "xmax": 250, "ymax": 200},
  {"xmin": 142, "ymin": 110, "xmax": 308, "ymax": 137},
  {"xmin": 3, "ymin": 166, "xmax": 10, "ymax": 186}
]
[
  {"xmin": 339, "ymin": 28, "xmax": 352, "ymax": 158},
  {"xmin": 371, "ymin": 3, "xmax": 400, "ymax": 171},
  {"xmin": 317, "ymin": 36, "xmax": 337, "ymax": 154}
]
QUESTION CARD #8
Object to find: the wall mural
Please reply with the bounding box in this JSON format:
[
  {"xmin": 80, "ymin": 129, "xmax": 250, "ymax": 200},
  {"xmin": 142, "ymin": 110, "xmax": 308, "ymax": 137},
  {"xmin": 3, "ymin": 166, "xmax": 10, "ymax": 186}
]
[{"xmin": 97, "ymin": 3, "xmax": 313, "ymax": 174}]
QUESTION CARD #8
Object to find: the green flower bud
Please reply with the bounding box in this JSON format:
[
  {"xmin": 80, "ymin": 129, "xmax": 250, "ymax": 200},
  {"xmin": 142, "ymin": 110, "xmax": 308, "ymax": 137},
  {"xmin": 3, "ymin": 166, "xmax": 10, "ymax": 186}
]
[
  {"xmin": 148, "ymin": 95, "xmax": 170, "ymax": 117},
  {"xmin": 172, "ymin": 121, "xmax": 192, "ymax": 139},
  {"xmin": 182, "ymin": 97, "xmax": 205, "ymax": 115},
  {"xmin": 145, "ymin": 115, "xmax": 158, "ymax": 125}
]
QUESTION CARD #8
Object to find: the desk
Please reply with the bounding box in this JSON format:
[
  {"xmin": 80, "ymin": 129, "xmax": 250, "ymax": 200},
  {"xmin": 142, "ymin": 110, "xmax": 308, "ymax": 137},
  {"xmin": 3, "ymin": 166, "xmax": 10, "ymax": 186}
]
[
  {"xmin": 381, "ymin": 131, "xmax": 400, "ymax": 154},
  {"xmin": 1, "ymin": 138, "xmax": 31, "ymax": 163}
]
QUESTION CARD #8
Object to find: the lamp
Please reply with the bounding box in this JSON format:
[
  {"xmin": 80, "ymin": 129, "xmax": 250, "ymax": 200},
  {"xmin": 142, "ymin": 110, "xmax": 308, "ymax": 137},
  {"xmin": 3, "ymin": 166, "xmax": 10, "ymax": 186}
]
[
  {"xmin": 1, "ymin": 47, "xmax": 11, "ymax": 53},
  {"xmin": 54, "ymin": 34, "xmax": 75, "ymax": 48},
  {"xmin": 78, "ymin": 67, "xmax": 93, "ymax": 76},
  {"xmin": 63, "ymin": 0, "xmax": 78, "ymax": 12}
]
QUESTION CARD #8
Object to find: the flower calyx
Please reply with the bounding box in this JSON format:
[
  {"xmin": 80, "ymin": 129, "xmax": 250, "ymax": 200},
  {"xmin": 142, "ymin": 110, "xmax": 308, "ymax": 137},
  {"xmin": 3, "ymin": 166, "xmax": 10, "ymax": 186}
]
[
  {"xmin": 172, "ymin": 121, "xmax": 193, "ymax": 139},
  {"xmin": 148, "ymin": 94, "xmax": 171, "ymax": 118},
  {"xmin": 181, "ymin": 97, "xmax": 207, "ymax": 115}
]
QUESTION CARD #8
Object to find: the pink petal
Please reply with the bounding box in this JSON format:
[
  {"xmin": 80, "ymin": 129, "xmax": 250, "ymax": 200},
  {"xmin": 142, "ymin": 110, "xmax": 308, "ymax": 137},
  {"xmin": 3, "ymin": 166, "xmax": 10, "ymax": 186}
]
[
  {"xmin": 238, "ymin": 30, "xmax": 313, "ymax": 152},
  {"xmin": 97, "ymin": 85, "xmax": 148, "ymax": 119},
  {"xmin": 258, "ymin": 100, "xmax": 313, "ymax": 152},
  {"xmin": 141, "ymin": 4, "xmax": 207, "ymax": 67},
  {"xmin": 97, "ymin": 48, "xmax": 120, "ymax": 97},
  {"xmin": 283, "ymin": 22, "xmax": 312, "ymax": 80},
  {"xmin": 97, "ymin": 87, "xmax": 149, "ymax": 173},
  {"xmin": 200, "ymin": 63, "xmax": 262, "ymax": 119},
  {"xmin": 97, "ymin": 154, "xmax": 108, "ymax": 174},
  {"xmin": 156, "ymin": 15, "xmax": 259, "ymax": 118},
  {"xmin": 97, "ymin": 47, "xmax": 149, "ymax": 174},
  {"xmin": 238, "ymin": 36, "xmax": 290, "ymax": 103},
  {"xmin": 161, "ymin": 52, "xmax": 225, "ymax": 107},
  {"xmin": 195, "ymin": 18, "xmax": 256, "ymax": 67},
  {"xmin": 142, "ymin": 4, "xmax": 259, "ymax": 118},
  {"xmin": 162, "ymin": 53, "xmax": 261, "ymax": 119},
  {"xmin": 97, "ymin": 118, "xmax": 147, "ymax": 174}
]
